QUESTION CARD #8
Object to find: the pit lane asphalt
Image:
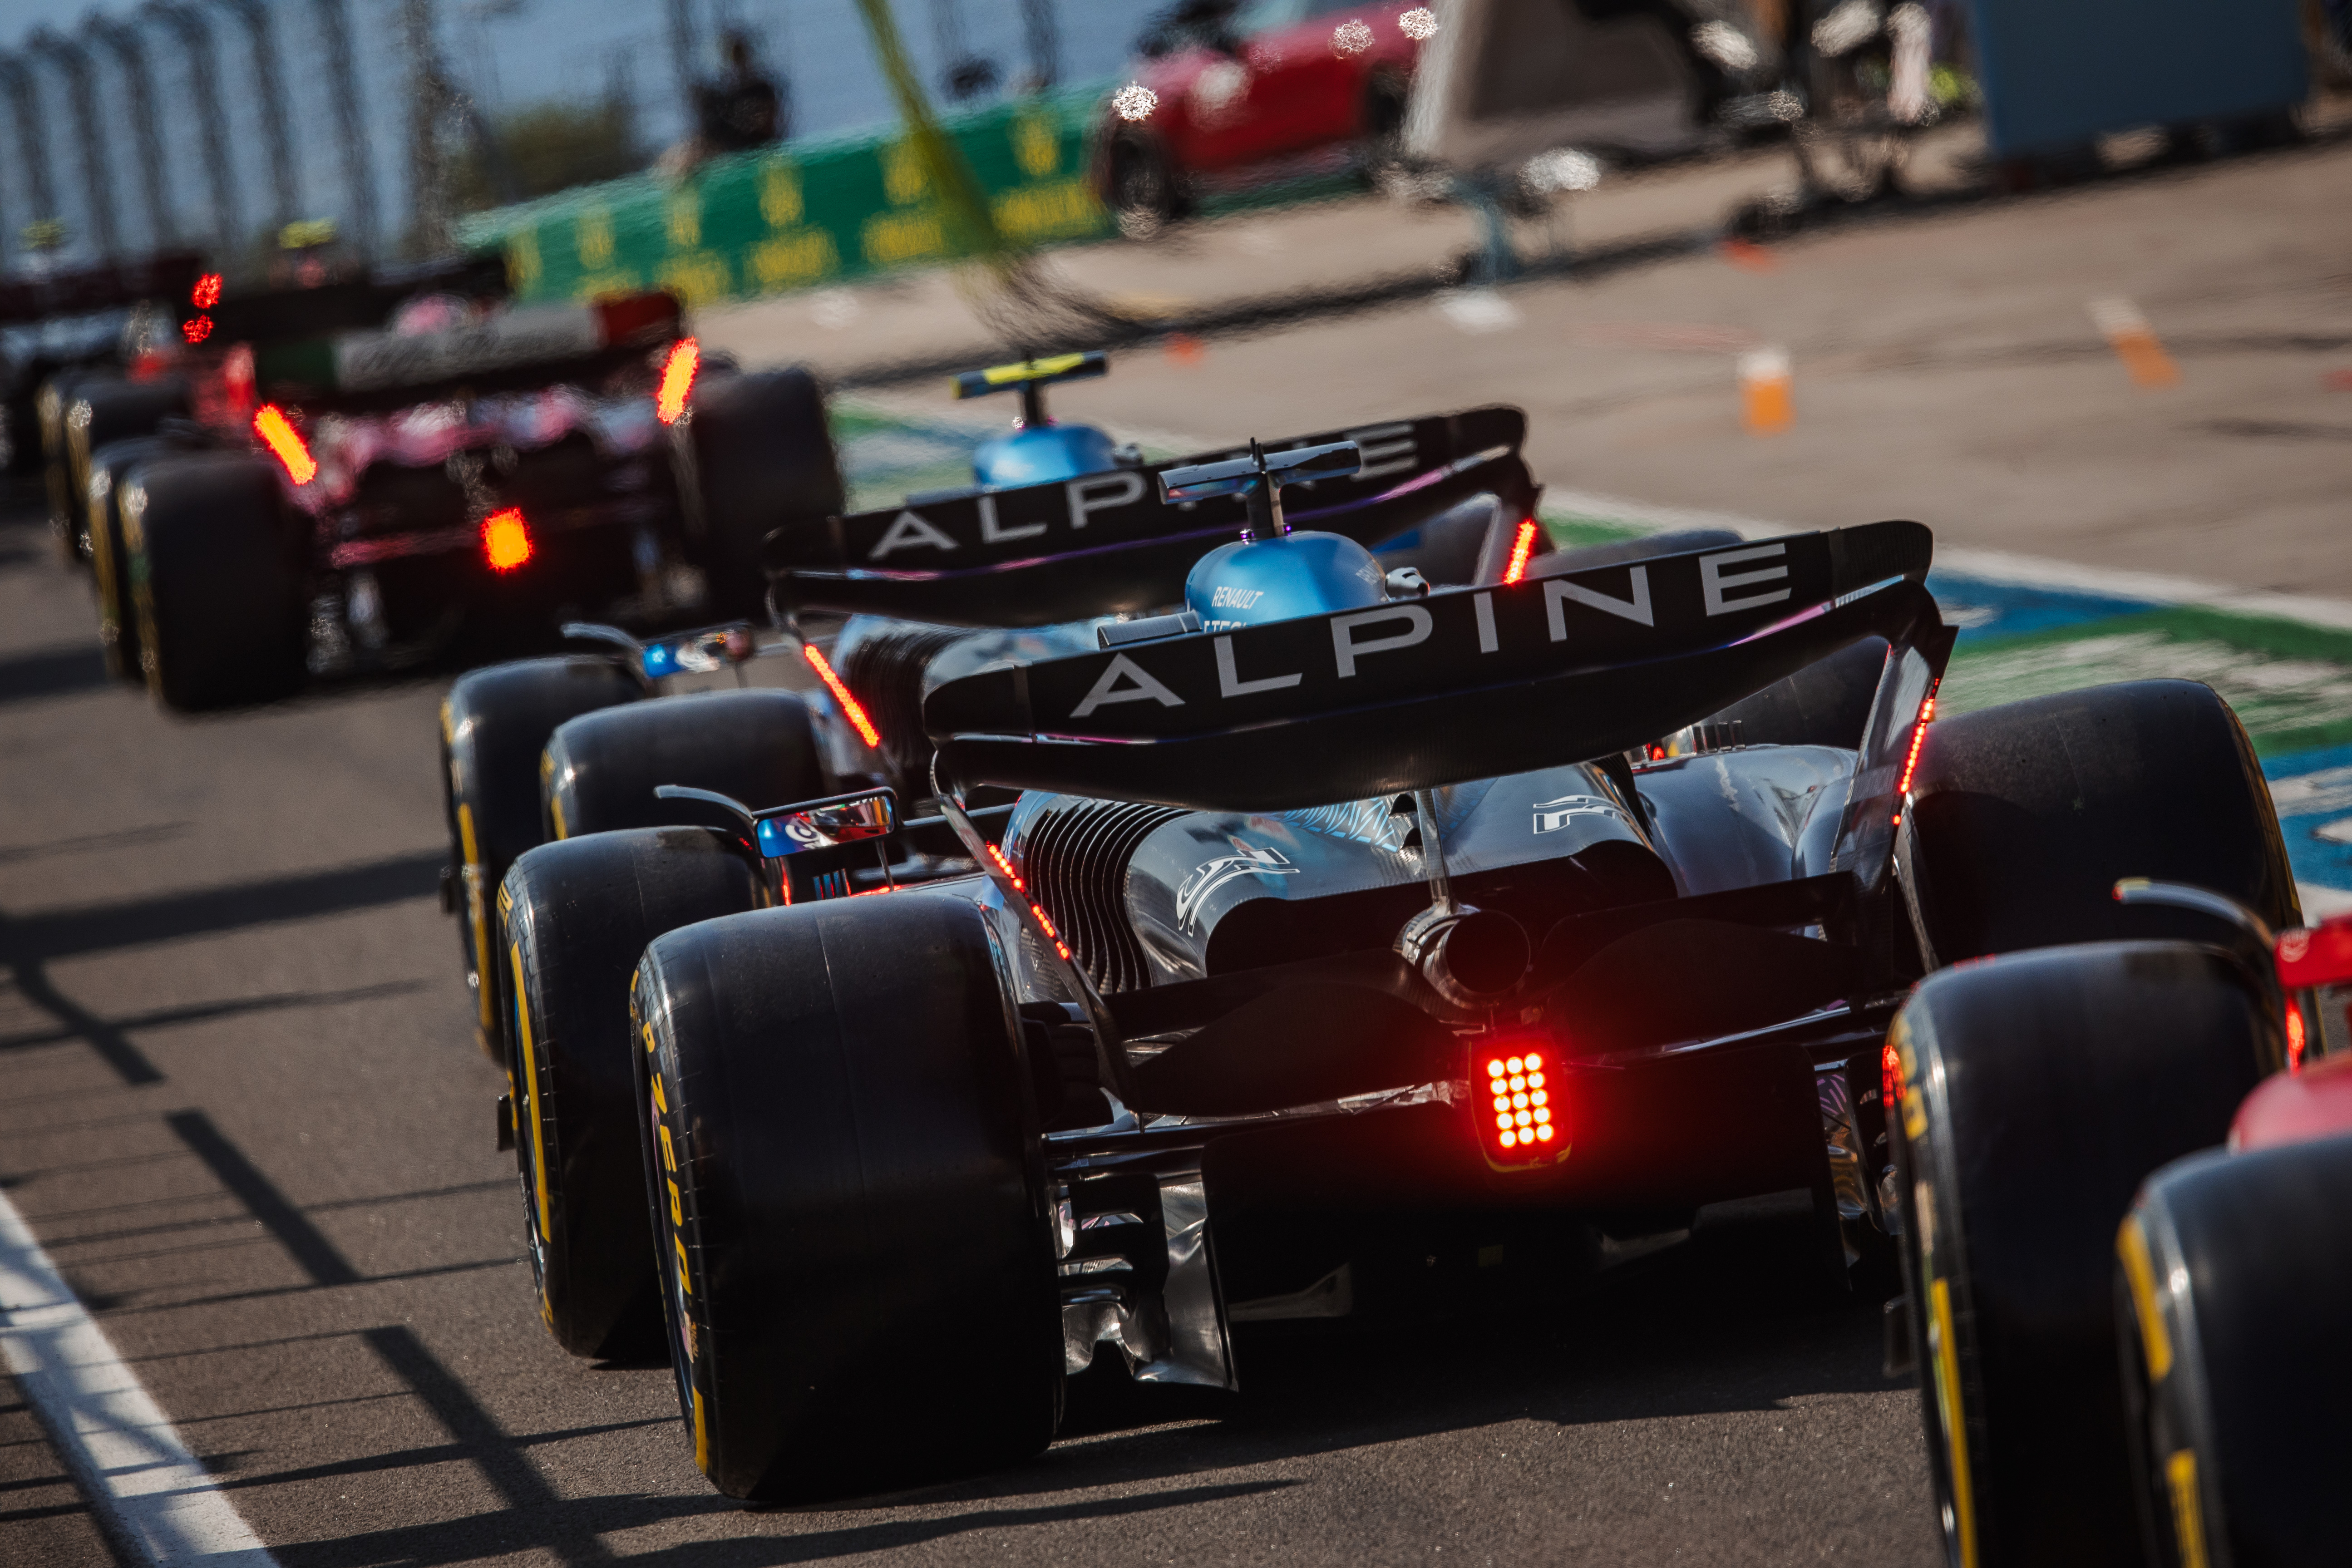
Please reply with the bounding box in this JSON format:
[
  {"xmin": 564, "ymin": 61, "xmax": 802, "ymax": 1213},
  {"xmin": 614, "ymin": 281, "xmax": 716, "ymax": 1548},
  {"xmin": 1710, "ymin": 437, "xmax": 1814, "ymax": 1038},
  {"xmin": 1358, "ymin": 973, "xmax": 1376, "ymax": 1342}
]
[{"xmin": 0, "ymin": 499, "xmax": 1940, "ymax": 1567}]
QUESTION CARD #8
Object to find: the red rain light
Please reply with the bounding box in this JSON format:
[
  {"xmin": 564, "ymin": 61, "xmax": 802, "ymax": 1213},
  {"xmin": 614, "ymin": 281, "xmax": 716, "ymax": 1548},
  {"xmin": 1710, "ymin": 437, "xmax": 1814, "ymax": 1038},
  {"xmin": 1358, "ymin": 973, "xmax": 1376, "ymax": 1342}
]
[
  {"xmin": 986, "ymin": 841, "xmax": 1025, "ymax": 892},
  {"xmin": 182, "ymin": 314, "xmax": 213, "ymax": 345},
  {"xmin": 251, "ymin": 404, "xmax": 316, "ymax": 485},
  {"xmin": 1501, "ymin": 519, "xmax": 1539, "ymax": 585},
  {"xmin": 191, "ymin": 272, "xmax": 222, "ymax": 308},
  {"xmin": 656, "ymin": 337, "xmax": 699, "ymax": 424},
  {"xmin": 802, "ymin": 644, "xmax": 881, "ymax": 749},
  {"xmin": 1479, "ymin": 1046, "xmax": 1563, "ymax": 1166},
  {"xmin": 1882, "ymin": 1037, "xmax": 1903, "ymax": 1109},
  {"xmin": 2287, "ymin": 1001, "xmax": 2308, "ymax": 1073},
  {"xmin": 1890, "ymin": 690, "xmax": 1938, "ymax": 827},
  {"xmin": 481, "ymin": 508, "xmax": 533, "ymax": 572}
]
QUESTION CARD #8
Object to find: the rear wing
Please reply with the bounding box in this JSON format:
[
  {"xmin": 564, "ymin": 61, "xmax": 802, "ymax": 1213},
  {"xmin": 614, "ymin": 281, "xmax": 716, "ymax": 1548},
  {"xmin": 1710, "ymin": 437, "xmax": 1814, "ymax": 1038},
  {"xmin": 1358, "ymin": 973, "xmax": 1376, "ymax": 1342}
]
[
  {"xmin": 0, "ymin": 251, "xmax": 206, "ymax": 328},
  {"xmin": 922, "ymin": 519, "xmax": 1943, "ymax": 813},
  {"xmin": 766, "ymin": 404, "xmax": 1533, "ymax": 627},
  {"xmin": 202, "ymin": 255, "xmax": 508, "ymax": 346},
  {"xmin": 247, "ymin": 292, "xmax": 680, "ymax": 410}
]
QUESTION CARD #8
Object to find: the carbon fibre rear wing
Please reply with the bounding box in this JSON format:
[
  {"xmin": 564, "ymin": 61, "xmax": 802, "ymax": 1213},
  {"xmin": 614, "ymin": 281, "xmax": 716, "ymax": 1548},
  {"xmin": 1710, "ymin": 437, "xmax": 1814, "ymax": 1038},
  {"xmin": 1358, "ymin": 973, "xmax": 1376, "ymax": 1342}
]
[
  {"xmin": 764, "ymin": 404, "xmax": 1534, "ymax": 628},
  {"xmin": 922, "ymin": 519, "xmax": 1946, "ymax": 816}
]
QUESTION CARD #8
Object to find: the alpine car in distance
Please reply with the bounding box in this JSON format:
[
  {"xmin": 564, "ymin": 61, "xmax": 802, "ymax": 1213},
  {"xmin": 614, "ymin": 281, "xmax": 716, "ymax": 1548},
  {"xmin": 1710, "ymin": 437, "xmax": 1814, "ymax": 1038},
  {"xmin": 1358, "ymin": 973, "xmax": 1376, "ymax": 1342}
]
[{"xmin": 606, "ymin": 430, "xmax": 2291, "ymax": 1504}]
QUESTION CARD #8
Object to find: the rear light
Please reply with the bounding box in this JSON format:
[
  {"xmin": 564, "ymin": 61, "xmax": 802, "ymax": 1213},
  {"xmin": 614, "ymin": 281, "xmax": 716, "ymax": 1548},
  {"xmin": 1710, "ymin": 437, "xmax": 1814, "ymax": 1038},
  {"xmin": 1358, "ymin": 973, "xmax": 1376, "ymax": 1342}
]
[
  {"xmin": 1890, "ymin": 688, "xmax": 1939, "ymax": 827},
  {"xmin": 1882, "ymin": 1037, "xmax": 1902, "ymax": 1109},
  {"xmin": 656, "ymin": 337, "xmax": 699, "ymax": 424},
  {"xmin": 182, "ymin": 315, "xmax": 213, "ymax": 345},
  {"xmin": 1479, "ymin": 1047, "xmax": 1564, "ymax": 1166},
  {"xmin": 985, "ymin": 841, "xmax": 1025, "ymax": 892},
  {"xmin": 802, "ymin": 644, "xmax": 882, "ymax": 749},
  {"xmin": 191, "ymin": 272, "xmax": 223, "ymax": 309},
  {"xmin": 481, "ymin": 508, "xmax": 533, "ymax": 572},
  {"xmin": 1501, "ymin": 518, "xmax": 1539, "ymax": 585},
  {"xmin": 251, "ymin": 404, "xmax": 316, "ymax": 485},
  {"xmin": 2286, "ymin": 1000, "xmax": 2308, "ymax": 1073}
]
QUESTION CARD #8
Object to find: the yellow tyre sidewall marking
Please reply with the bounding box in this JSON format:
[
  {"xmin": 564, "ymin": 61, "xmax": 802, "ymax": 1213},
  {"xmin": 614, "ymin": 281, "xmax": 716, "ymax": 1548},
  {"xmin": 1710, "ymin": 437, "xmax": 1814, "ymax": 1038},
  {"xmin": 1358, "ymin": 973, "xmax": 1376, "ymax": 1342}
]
[
  {"xmin": 2165, "ymin": 1449, "xmax": 2211, "ymax": 1568},
  {"xmin": 1928, "ymin": 1276, "xmax": 1979, "ymax": 1568},
  {"xmin": 458, "ymin": 803, "xmax": 496, "ymax": 1034},
  {"xmin": 509, "ymin": 941, "xmax": 554, "ymax": 1250},
  {"xmin": 2118, "ymin": 1213, "xmax": 2174, "ymax": 1381}
]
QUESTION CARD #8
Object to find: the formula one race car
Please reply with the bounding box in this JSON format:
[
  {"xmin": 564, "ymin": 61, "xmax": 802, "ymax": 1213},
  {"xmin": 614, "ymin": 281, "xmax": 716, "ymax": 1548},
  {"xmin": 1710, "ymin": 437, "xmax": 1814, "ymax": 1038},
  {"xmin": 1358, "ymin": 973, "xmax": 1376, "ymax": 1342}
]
[
  {"xmin": 1888, "ymin": 875, "xmax": 2352, "ymax": 1568},
  {"xmin": 485, "ymin": 395, "xmax": 2297, "ymax": 1504},
  {"xmin": 96, "ymin": 270, "xmax": 838, "ymax": 710},
  {"xmin": 437, "ymin": 352, "xmax": 1140, "ymax": 1050},
  {"xmin": 483, "ymin": 404, "xmax": 1544, "ymax": 1364}
]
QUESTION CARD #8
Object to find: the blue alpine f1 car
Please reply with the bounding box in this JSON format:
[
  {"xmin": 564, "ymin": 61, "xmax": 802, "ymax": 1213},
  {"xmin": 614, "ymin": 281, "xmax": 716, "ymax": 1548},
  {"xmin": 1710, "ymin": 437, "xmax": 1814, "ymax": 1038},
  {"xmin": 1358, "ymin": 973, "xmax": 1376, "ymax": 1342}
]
[{"xmin": 491, "ymin": 399, "xmax": 2292, "ymax": 1511}]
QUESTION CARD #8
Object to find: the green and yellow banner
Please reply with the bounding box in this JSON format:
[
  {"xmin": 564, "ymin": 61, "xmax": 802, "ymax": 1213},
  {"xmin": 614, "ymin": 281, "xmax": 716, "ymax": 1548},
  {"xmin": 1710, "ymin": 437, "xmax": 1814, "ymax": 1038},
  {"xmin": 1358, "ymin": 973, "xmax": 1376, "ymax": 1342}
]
[{"xmin": 457, "ymin": 90, "xmax": 1112, "ymax": 309}]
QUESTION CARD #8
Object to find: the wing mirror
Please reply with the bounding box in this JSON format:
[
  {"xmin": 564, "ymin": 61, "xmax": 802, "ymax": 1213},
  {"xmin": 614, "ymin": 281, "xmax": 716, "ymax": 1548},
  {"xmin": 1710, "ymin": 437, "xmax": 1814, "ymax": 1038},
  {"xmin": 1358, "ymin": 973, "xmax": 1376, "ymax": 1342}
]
[
  {"xmin": 750, "ymin": 788, "xmax": 899, "ymax": 858},
  {"xmin": 563, "ymin": 620, "xmax": 760, "ymax": 684}
]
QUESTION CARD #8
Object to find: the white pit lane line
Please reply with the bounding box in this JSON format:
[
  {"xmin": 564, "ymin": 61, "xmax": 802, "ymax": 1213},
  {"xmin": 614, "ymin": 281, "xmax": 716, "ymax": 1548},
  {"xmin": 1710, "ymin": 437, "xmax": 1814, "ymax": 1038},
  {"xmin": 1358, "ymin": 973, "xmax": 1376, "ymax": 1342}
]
[{"xmin": 0, "ymin": 1188, "xmax": 279, "ymax": 1567}]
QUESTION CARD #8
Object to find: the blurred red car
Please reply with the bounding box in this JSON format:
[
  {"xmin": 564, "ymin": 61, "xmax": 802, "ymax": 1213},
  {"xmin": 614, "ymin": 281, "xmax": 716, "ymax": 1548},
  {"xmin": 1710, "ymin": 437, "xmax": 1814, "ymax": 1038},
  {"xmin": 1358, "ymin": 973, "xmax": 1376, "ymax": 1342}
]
[{"xmin": 1095, "ymin": 0, "xmax": 1430, "ymax": 231}]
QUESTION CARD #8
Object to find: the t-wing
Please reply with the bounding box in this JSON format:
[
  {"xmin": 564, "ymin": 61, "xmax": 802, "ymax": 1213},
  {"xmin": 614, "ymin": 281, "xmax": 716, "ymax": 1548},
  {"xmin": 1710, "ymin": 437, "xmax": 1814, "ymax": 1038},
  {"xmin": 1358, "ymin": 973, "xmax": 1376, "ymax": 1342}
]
[
  {"xmin": 921, "ymin": 519, "xmax": 1945, "ymax": 814},
  {"xmin": 762, "ymin": 405, "xmax": 1535, "ymax": 628}
]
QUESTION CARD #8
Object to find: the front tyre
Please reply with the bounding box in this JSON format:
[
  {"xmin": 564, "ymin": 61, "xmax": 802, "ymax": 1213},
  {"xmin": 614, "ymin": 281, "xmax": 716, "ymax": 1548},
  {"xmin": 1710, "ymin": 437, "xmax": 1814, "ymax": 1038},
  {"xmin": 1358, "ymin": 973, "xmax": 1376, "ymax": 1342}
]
[
  {"xmin": 1890, "ymin": 943, "xmax": 2274, "ymax": 1567},
  {"xmin": 633, "ymin": 893, "xmax": 1061, "ymax": 1500}
]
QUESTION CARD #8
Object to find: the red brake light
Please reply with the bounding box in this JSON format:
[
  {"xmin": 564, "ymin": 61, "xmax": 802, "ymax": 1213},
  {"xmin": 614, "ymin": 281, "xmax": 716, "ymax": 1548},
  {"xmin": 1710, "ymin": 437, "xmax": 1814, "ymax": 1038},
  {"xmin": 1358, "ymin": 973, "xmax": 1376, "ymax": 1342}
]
[
  {"xmin": 2286, "ymin": 1001, "xmax": 2308, "ymax": 1073},
  {"xmin": 191, "ymin": 272, "xmax": 222, "ymax": 309},
  {"xmin": 251, "ymin": 404, "xmax": 316, "ymax": 485},
  {"xmin": 1501, "ymin": 519, "xmax": 1539, "ymax": 585},
  {"xmin": 182, "ymin": 315, "xmax": 213, "ymax": 345},
  {"xmin": 481, "ymin": 508, "xmax": 533, "ymax": 572},
  {"xmin": 1479, "ymin": 1046, "xmax": 1563, "ymax": 1166},
  {"xmin": 1890, "ymin": 690, "xmax": 1938, "ymax": 827},
  {"xmin": 802, "ymin": 644, "xmax": 882, "ymax": 750},
  {"xmin": 656, "ymin": 338, "xmax": 699, "ymax": 424},
  {"xmin": 1882, "ymin": 1037, "xmax": 1903, "ymax": 1109}
]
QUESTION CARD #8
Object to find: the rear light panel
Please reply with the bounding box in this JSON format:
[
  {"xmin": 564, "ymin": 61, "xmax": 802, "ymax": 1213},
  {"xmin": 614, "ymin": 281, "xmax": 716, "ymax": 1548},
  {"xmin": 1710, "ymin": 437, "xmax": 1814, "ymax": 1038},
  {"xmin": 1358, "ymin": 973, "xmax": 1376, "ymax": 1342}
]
[
  {"xmin": 802, "ymin": 644, "xmax": 882, "ymax": 750},
  {"xmin": 656, "ymin": 337, "xmax": 699, "ymax": 424},
  {"xmin": 1501, "ymin": 518, "xmax": 1539, "ymax": 585},
  {"xmin": 251, "ymin": 404, "xmax": 316, "ymax": 485},
  {"xmin": 1479, "ymin": 1047, "xmax": 1565, "ymax": 1167},
  {"xmin": 481, "ymin": 508, "xmax": 533, "ymax": 572}
]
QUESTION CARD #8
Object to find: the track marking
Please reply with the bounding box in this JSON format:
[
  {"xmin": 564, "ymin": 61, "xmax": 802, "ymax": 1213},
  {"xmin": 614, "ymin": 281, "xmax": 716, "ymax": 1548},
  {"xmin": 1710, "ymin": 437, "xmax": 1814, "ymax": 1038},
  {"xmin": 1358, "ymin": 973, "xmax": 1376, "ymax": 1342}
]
[{"xmin": 0, "ymin": 1185, "xmax": 279, "ymax": 1567}]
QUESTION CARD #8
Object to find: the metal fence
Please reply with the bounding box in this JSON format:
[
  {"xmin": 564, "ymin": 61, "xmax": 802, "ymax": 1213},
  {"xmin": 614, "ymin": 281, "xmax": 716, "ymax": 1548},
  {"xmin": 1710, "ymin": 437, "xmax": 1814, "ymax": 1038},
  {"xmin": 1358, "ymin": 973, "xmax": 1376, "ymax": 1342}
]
[{"xmin": 0, "ymin": 0, "xmax": 1164, "ymax": 275}]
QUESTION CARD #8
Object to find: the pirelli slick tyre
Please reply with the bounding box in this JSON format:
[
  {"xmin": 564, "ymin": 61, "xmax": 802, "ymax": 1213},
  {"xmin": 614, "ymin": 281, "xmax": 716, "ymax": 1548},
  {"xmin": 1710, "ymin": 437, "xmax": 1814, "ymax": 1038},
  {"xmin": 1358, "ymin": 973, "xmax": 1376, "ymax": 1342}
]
[
  {"xmin": 1889, "ymin": 943, "xmax": 2275, "ymax": 1568},
  {"xmin": 501, "ymin": 827, "xmax": 763, "ymax": 1359},
  {"xmin": 1899, "ymin": 680, "xmax": 2299, "ymax": 967},
  {"xmin": 2116, "ymin": 1133, "xmax": 2352, "ymax": 1568},
  {"xmin": 442, "ymin": 656, "xmax": 644, "ymax": 1050},
  {"xmin": 68, "ymin": 377, "xmax": 188, "ymax": 538},
  {"xmin": 633, "ymin": 893, "xmax": 1061, "ymax": 1500},
  {"xmin": 124, "ymin": 454, "xmax": 307, "ymax": 712},
  {"xmin": 541, "ymin": 689, "xmax": 824, "ymax": 843},
  {"xmin": 87, "ymin": 435, "xmax": 188, "ymax": 682},
  {"xmin": 40, "ymin": 369, "xmax": 111, "ymax": 564},
  {"xmin": 683, "ymin": 367, "xmax": 842, "ymax": 618}
]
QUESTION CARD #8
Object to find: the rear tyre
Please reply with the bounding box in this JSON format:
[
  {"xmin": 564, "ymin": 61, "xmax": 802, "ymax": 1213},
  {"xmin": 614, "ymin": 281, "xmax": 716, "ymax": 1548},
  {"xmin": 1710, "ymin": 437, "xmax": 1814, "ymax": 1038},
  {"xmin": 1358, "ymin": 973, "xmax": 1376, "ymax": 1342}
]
[
  {"xmin": 541, "ymin": 688, "xmax": 825, "ymax": 842},
  {"xmin": 123, "ymin": 454, "xmax": 307, "ymax": 712},
  {"xmin": 87, "ymin": 435, "xmax": 193, "ymax": 682},
  {"xmin": 633, "ymin": 894, "xmax": 1061, "ymax": 1499},
  {"xmin": 1900, "ymin": 679, "xmax": 2299, "ymax": 967},
  {"xmin": 501, "ymin": 826, "xmax": 763, "ymax": 1358},
  {"xmin": 442, "ymin": 656, "xmax": 645, "ymax": 1051},
  {"xmin": 40, "ymin": 369, "xmax": 111, "ymax": 565},
  {"xmin": 683, "ymin": 368, "xmax": 841, "ymax": 619},
  {"xmin": 1890, "ymin": 944, "xmax": 2274, "ymax": 1567},
  {"xmin": 2117, "ymin": 1133, "xmax": 2352, "ymax": 1568}
]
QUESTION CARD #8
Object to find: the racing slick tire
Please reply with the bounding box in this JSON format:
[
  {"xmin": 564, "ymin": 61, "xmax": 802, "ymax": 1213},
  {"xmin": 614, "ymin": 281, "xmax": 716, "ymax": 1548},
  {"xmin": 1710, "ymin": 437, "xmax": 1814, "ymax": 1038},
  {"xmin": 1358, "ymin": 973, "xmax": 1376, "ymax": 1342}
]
[
  {"xmin": 86, "ymin": 434, "xmax": 203, "ymax": 682},
  {"xmin": 540, "ymin": 689, "xmax": 825, "ymax": 842},
  {"xmin": 39, "ymin": 368, "xmax": 113, "ymax": 564},
  {"xmin": 123, "ymin": 453, "xmax": 307, "ymax": 712},
  {"xmin": 1898, "ymin": 679, "xmax": 2299, "ymax": 968},
  {"xmin": 442, "ymin": 656, "xmax": 646, "ymax": 1051},
  {"xmin": 500, "ymin": 826, "xmax": 763, "ymax": 1359},
  {"xmin": 1889, "ymin": 943, "xmax": 2274, "ymax": 1568},
  {"xmin": 683, "ymin": 367, "xmax": 842, "ymax": 619},
  {"xmin": 1106, "ymin": 132, "xmax": 1186, "ymax": 238},
  {"xmin": 2116, "ymin": 1133, "xmax": 2352, "ymax": 1568},
  {"xmin": 633, "ymin": 893, "xmax": 1062, "ymax": 1500},
  {"xmin": 66, "ymin": 377, "xmax": 191, "ymax": 564}
]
